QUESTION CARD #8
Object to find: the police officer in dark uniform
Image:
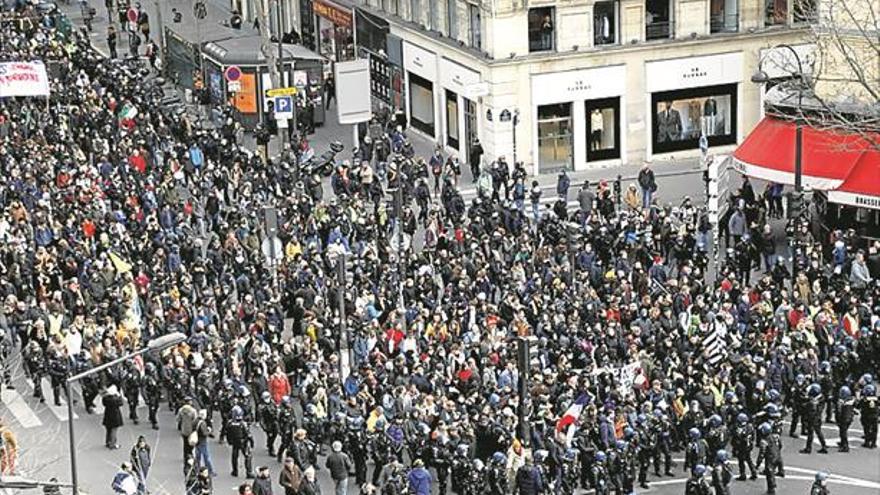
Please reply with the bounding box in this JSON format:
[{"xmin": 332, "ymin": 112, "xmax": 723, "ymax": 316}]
[
  {"xmin": 257, "ymin": 391, "xmax": 279, "ymax": 456},
  {"xmin": 450, "ymin": 443, "xmax": 470, "ymax": 495},
  {"xmin": 711, "ymin": 450, "xmax": 732, "ymax": 495},
  {"xmin": 226, "ymin": 405, "xmax": 254, "ymax": 478},
  {"xmin": 122, "ymin": 360, "xmax": 142, "ymax": 424},
  {"xmin": 23, "ymin": 341, "xmax": 46, "ymax": 402},
  {"xmin": 800, "ymin": 383, "xmax": 828, "ymax": 454},
  {"xmin": 685, "ymin": 465, "xmax": 711, "ymax": 495},
  {"xmin": 857, "ymin": 384, "xmax": 878, "ymax": 448},
  {"xmin": 836, "ymin": 386, "xmax": 855, "ymax": 452},
  {"xmin": 811, "ymin": 471, "xmax": 831, "ymax": 495},
  {"xmin": 684, "ymin": 428, "xmax": 708, "ymax": 473},
  {"xmin": 559, "ymin": 448, "xmax": 579, "ymax": 495},
  {"xmin": 429, "ymin": 433, "xmax": 452, "ymax": 495},
  {"xmin": 275, "ymin": 397, "xmax": 295, "ymax": 462},
  {"xmin": 143, "ymin": 362, "xmax": 162, "ymax": 430},
  {"xmin": 635, "ymin": 417, "xmax": 655, "ymax": 489},
  {"xmin": 487, "ymin": 452, "xmax": 506, "ymax": 495},
  {"xmin": 705, "ymin": 414, "xmax": 728, "ymax": 461},
  {"xmin": 346, "ymin": 416, "xmax": 368, "ymax": 486},
  {"xmin": 756, "ymin": 422, "xmax": 784, "ymax": 494},
  {"xmin": 592, "ymin": 451, "xmax": 610, "ymax": 495},
  {"xmin": 74, "ymin": 350, "xmax": 100, "ymax": 414},
  {"xmin": 46, "ymin": 347, "xmax": 69, "ymax": 407},
  {"xmin": 788, "ymin": 374, "xmax": 808, "ymax": 438},
  {"xmin": 731, "ymin": 413, "xmax": 758, "ymax": 480},
  {"xmin": 652, "ymin": 410, "xmax": 674, "ymax": 477}
]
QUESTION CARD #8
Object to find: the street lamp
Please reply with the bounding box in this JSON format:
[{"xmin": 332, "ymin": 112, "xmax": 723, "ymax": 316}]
[
  {"xmin": 66, "ymin": 332, "xmax": 186, "ymax": 495},
  {"xmin": 751, "ymin": 44, "xmax": 807, "ymax": 285}
]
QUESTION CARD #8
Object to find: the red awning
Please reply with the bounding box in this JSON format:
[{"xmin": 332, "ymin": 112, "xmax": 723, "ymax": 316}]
[
  {"xmin": 827, "ymin": 148, "xmax": 880, "ymax": 209},
  {"xmin": 733, "ymin": 117, "xmax": 876, "ymax": 191}
]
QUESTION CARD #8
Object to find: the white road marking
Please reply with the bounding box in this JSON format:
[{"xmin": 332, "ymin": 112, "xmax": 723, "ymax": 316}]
[
  {"xmin": 20, "ymin": 377, "xmax": 78, "ymax": 421},
  {"xmin": 0, "ymin": 388, "xmax": 44, "ymax": 428}
]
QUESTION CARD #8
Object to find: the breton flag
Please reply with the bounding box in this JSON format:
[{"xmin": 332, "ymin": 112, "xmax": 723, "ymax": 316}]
[
  {"xmin": 702, "ymin": 319, "xmax": 728, "ymax": 366},
  {"xmin": 556, "ymin": 393, "xmax": 590, "ymax": 433}
]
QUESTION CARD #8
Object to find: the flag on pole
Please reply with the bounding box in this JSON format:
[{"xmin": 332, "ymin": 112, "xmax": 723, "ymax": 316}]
[
  {"xmin": 702, "ymin": 319, "xmax": 727, "ymax": 366},
  {"xmin": 109, "ymin": 251, "xmax": 133, "ymax": 274},
  {"xmin": 556, "ymin": 393, "xmax": 590, "ymax": 433}
]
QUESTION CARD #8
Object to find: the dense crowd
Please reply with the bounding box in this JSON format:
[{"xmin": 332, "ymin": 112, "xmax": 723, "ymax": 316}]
[{"xmin": 0, "ymin": 3, "xmax": 879, "ymax": 495}]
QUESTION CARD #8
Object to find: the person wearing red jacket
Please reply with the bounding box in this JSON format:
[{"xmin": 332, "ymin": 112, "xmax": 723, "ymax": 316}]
[{"xmin": 267, "ymin": 368, "xmax": 291, "ymax": 405}]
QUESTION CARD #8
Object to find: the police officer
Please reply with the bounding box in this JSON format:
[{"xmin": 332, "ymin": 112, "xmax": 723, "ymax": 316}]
[
  {"xmin": 711, "ymin": 450, "xmax": 733, "ymax": 495},
  {"xmin": 74, "ymin": 350, "xmax": 100, "ymax": 414},
  {"xmin": 487, "ymin": 452, "xmax": 507, "ymax": 495},
  {"xmin": 756, "ymin": 422, "xmax": 784, "ymax": 495},
  {"xmin": 559, "ymin": 448, "xmax": 579, "ymax": 495},
  {"xmin": 684, "ymin": 428, "xmax": 708, "ymax": 473},
  {"xmin": 46, "ymin": 347, "xmax": 69, "ymax": 407},
  {"xmin": 635, "ymin": 417, "xmax": 655, "ymax": 489},
  {"xmin": 857, "ymin": 384, "xmax": 877, "ymax": 448},
  {"xmin": 429, "ymin": 433, "xmax": 452, "ymax": 495},
  {"xmin": 653, "ymin": 410, "xmax": 674, "ymax": 477},
  {"xmin": 836, "ymin": 386, "xmax": 855, "ymax": 452},
  {"xmin": 226, "ymin": 405, "xmax": 254, "ymax": 478},
  {"xmin": 800, "ymin": 383, "xmax": 828, "ymax": 454},
  {"xmin": 684, "ymin": 465, "xmax": 711, "ymax": 495},
  {"xmin": 731, "ymin": 413, "xmax": 757, "ymax": 480},
  {"xmin": 613, "ymin": 440, "xmax": 635, "ymax": 495},
  {"xmin": 592, "ymin": 451, "xmax": 610, "ymax": 495},
  {"xmin": 122, "ymin": 361, "xmax": 142, "ymax": 424},
  {"xmin": 788, "ymin": 374, "xmax": 808, "ymax": 438},
  {"xmin": 143, "ymin": 362, "xmax": 162, "ymax": 430},
  {"xmin": 275, "ymin": 396, "xmax": 295, "ymax": 462},
  {"xmin": 705, "ymin": 414, "xmax": 728, "ymax": 461},
  {"xmin": 811, "ymin": 471, "xmax": 831, "ymax": 495},
  {"xmin": 346, "ymin": 416, "xmax": 368, "ymax": 486},
  {"xmin": 257, "ymin": 391, "xmax": 279, "ymax": 456},
  {"xmin": 450, "ymin": 443, "xmax": 470, "ymax": 494}
]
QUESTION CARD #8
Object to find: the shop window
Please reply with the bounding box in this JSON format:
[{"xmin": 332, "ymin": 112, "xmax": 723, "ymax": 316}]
[
  {"xmin": 651, "ymin": 83, "xmax": 738, "ymax": 154},
  {"xmin": 409, "ymin": 72, "xmax": 435, "ymax": 136},
  {"xmin": 537, "ymin": 103, "xmax": 573, "ymax": 172},
  {"xmin": 646, "ymin": 0, "xmax": 672, "ymax": 40},
  {"xmin": 411, "ymin": 0, "xmax": 421, "ymax": 24},
  {"xmin": 586, "ymin": 97, "xmax": 621, "ymax": 162},
  {"xmin": 593, "ymin": 1, "xmax": 618, "ymax": 46},
  {"xmin": 448, "ymin": 0, "xmax": 459, "ymax": 39},
  {"xmin": 710, "ymin": 0, "xmax": 738, "ymax": 33},
  {"xmin": 765, "ymin": 0, "xmax": 787, "ymax": 25},
  {"xmin": 528, "ymin": 7, "xmax": 555, "ymax": 52},
  {"xmin": 446, "ymin": 89, "xmax": 460, "ymax": 149},
  {"xmin": 793, "ymin": 0, "xmax": 817, "ymax": 23},
  {"xmin": 469, "ymin": 3, "xmax": 482, "ymax": 49}
]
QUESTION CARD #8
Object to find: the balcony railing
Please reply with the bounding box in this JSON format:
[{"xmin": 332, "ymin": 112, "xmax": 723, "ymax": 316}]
[
  {"xmin": 646, "ymin": 20, "xmax": 673, "ymax": 40},
  {"xmin": 710, "ymin": 13, "xmax": 739, "ymax": 33}
]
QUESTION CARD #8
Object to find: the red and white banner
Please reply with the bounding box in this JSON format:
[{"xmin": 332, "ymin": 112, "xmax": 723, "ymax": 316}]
[{"xmin": 0, "ymin": 61, "xmax": 50, "ymax": 97}]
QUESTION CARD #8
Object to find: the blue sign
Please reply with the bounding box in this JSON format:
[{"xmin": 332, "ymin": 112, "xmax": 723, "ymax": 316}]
[{"xmin": 274, "ymin": 95, "xmax": 293, "ymax": 120}]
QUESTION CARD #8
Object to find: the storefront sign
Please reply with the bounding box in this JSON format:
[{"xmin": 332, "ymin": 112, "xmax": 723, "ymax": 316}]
[
  {"xmin": 0, "ymin": 61, "xmax": 50, "ymax": 97},
  {"xmin": 531, "ymin": 65, "xmax": 625, "ymax": 105},
  {"xmin": 827, "ymin": 190, "xmax": 880, "ymax": 210},
  {"xmin": 440, "ymin": 58, "xmax": 480, "ymax": 94},
  {"xmin": 403, "ymin": 42, "xmax": 436, "ymax": 80},
  {"xmin": 313, "ymin": 0, "xmax": 352, "ymax": 28},
  {"xmin": 645, "ymin": 52, "xmax": 743, "ymax": 92}
]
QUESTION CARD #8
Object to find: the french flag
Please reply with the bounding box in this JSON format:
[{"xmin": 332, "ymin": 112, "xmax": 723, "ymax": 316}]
[{"xmin": 556, "ymin": 393, "xmax": 591, "ymax": 434}]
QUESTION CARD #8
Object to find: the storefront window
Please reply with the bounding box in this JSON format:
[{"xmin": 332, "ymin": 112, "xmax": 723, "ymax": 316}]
[
  {"xmin": 528, "ymin": 7, "xmax": 555, "ymax": 52},
  {"xmin": 652, "ymin": 83, "xmax": 737, "ymax": 154},
  {"xmin": 646, "ymin": 0, "xmax": 672, "ymax": 40},
  {"xmin": 593, "ymin": 1, "xmax": 617, "ymax": 46},
  {"xmin": 409, "ymin": 72, "xmax": 435, "ymax": 136},
  {"xmin": 710, "ymin": 0, "xmax": 738, "ymax": 33},
  {"xmin": 586, "ymin": 97, "xmax": 620, "ymax": 162},
  {"xmin": 314, "ymin": 0, "xmax": 355, "ymax": 62},
  {"xmin": 537, "ymin": 103, "xmax": 573, "ymax": 172},
  {"xmin": 446, "ymin": 89, "xmax": 459, "ymax": 149},
  {"xmin": 765, "ymin": 0, "xmax": 787, "ymax": 25}
]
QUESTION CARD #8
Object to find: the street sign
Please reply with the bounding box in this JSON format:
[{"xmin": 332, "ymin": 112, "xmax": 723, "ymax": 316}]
[
  {"xmin": 224, "ymin": 65, "xmax": 242, "ymax": 82},
  {"xmin": 126, "ymin": 7, "xmax": 138, "ymax": 23},
  {"xmin": 707, "ymin": 154, "xmax": 732, "ymax": 224},
  {"xmin": 266, "ymin": 87, "xmax": 297, "ymax": 98},
  {"xmin": 227, "ymin": 80, "xmax": 241, "ymax": 92},
  {"xmin": 274, "ymin": 95, "xmax": 293, "ymax": 120},
  {"xmin": 193, "ymin": 0, "xmax": 207, "ymax": 20},
  {"xmin": 261, "ymin": 236, "xmax": 283, "ymax": 266}
]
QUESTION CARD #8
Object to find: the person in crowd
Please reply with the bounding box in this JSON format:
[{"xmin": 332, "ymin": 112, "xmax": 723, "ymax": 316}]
[
  {"xmin": 129, "ymin": 435, "xmax": 152, "ymax": 494},
  {"xmin": 102, "ymin": 385, "xmax": 125, "ymax": 450}
]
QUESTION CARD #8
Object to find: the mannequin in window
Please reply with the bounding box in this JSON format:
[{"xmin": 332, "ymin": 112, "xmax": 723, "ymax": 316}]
[
  {"xmin": 656, "ymin": 101, "xmax": 682, "ymax": 143},
  {"xmin": 703, "ymin": 97, "xmax": 718, "ymax": 136},
  {"xmin": 590, "ymin": 109, "xmax": 605, "ymax": 150},
  {"xmin": 688, "ymin": 100, "xmax": 702, "ymax": 138},
  {"xmin": 594, "ymin": 12, "xmax": 611, "ymax": 44},
  {"xmin": 541, "ymin": 15, "xmax": 553, "ymax": 49}
]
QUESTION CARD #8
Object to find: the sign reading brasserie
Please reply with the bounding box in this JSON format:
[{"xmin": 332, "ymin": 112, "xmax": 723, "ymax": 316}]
[{"xmin": 313, "ymin": 0, "xmax": 352, "ymax": 28}]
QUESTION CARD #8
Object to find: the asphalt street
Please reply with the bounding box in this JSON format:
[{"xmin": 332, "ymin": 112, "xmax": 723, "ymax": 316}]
[{"xmin": 2, "ymin": 354, "xmax": 879, "ymax": 495}]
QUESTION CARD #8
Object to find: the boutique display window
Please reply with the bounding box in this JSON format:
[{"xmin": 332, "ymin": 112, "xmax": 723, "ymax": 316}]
[
  {"xmin": 528, "ymin": 7, "xmax": 555, "ymax": 52},
  {"xmin": 646, "ymin": 0, "xmax": 672, "ymax": 40},
  {"xmin": 585, "ymin": 97, "xmax": 620, "ymax": 162},
  {"xmin": 537, "ymin": 103, "xmax": 573, "ymax": 172},
  {"xmin": 651, "ymin": 84, "xmax": 737, "ymax": 154},
  {"xmin": 409, "ymin": 72, "xmax": 435, "ymax": 136},
  {"xmin": 446, "ymin": 89, "xmax": 459, "ymax": 149}
]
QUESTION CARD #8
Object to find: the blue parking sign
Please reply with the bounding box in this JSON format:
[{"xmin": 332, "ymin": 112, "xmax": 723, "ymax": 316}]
[{"xmin": 274, "ymin": 95, "xmax": 293, "ymax": 120}]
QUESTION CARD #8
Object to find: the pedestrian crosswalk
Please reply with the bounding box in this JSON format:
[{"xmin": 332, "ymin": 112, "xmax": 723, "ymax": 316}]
[
  {"xmin": 0, "ymin": 388, "xmax": 43, "ymax": 428},
  {"xmin": 0, "ymin": 377, "xmax": 80, "ymax": 429}
]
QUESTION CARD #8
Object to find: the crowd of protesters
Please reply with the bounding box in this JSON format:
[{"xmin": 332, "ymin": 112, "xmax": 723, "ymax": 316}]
[{"xmin": 0, "ymin": 3, "xmax": 878, "ymax": 495}]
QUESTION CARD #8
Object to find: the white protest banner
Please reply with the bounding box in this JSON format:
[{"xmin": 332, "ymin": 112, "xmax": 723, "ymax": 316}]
[{"xmin": 0, "ymin": 61, "xmax": 50, "ymax": 97}]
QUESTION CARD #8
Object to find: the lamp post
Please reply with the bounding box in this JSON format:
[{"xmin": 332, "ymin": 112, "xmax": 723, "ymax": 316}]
[
  {"xmin": 66, "ymin": 332, "xmax": 186, "ymax": 495},
  {"xmin": 751, "ymin": 44, "xmax": 806, "ymax": 285}
]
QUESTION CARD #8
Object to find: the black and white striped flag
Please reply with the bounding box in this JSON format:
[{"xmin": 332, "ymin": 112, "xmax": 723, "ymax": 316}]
[{"xmin": 702, "ymin": 319, "xmax": 728, "ymax": 366}]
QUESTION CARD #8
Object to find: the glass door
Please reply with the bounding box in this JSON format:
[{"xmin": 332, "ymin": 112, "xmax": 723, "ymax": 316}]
[
  {"xmin": 446, "ymin": 89, "xmax": 459, "ymax": 149},
  {"xmin": 463, "ymin": 97, "xmax": 477, "ymax": 163},
  {"xmin": 537, "ymin": 103, "xmax": 573, "ymax": 172}
]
